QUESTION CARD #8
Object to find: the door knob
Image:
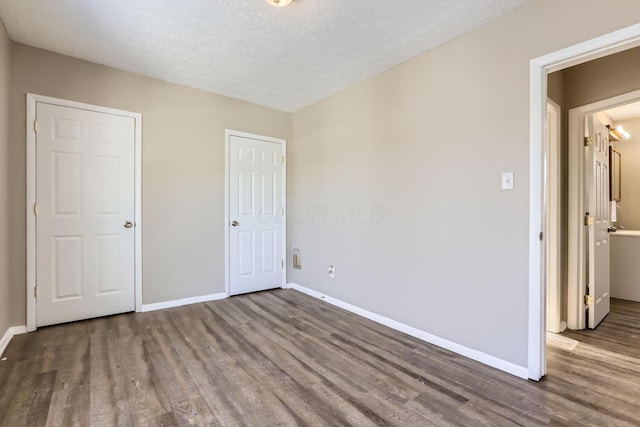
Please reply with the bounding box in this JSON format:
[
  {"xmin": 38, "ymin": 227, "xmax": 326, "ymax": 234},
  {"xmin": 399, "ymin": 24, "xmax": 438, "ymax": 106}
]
[
  {"xmin": 231, "ymin": 220, "xmax": 239, "ymax": 227},
  {"xmin": 124, "ymin": 221, "xmax": 133, "ymax": 229}
]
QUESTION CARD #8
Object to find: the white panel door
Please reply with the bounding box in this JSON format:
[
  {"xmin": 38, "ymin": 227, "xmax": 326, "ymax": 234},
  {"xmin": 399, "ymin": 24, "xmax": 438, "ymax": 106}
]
[
  {"xmin": 229, "ymin": 135, "xmax": 284, "ymax": 295},
  {"xmin": 586, "ymin": 116, "xmax": 611, "ymax": 329},
  {"xmin": 36, "ymin": 102, "xmax": 136, "ymax": 326}
]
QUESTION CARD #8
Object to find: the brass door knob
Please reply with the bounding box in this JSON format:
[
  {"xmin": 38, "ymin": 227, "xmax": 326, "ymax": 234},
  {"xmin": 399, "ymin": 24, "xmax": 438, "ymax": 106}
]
[{"xmin": 124, "ymin": 221, "xmax": 133, "ymax": 228}]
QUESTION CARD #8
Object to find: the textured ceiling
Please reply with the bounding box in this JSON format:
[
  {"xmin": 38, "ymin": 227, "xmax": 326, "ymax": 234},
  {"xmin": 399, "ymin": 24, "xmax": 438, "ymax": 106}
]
[{"xmin": 0, "ymin": 0, "xmax": 528, "ymax": 112}]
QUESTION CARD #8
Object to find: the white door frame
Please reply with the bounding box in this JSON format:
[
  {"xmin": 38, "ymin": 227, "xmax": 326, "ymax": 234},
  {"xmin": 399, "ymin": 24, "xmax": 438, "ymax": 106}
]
[
  {"xmin": 545, "ymin": 99, "xmax": 563, "ymax": 334},
  {"xmin": 529, "ymin": 23, "xmax": 640, "ymax": 380},
  {"xmin": 224, "ymin": 129, "xmax": 287, "ymax": 297},
  {"xmin": 26, "ymin": 93, "xmax": 143, "ymax": 332},
  {"xmin": 567, "ymin": 89, "xmax": 640, "ymax": 330}
]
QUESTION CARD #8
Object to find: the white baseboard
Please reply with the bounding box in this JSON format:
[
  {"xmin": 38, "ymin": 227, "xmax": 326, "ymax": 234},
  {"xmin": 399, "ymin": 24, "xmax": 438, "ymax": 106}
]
[
  {"xmin": 141, "ymin": 292, "xmax": 227, "ymax": 313},
  {"xmin": 287, "ymin": 283, "xmax": 529, "ymax": 380},
  {"xmin": 0, "ymin": 326, "xmax": 27, "ymax": 358}
]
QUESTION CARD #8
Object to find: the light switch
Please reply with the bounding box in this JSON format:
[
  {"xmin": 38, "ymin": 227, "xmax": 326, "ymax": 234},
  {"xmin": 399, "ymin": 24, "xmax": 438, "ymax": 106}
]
[
  {"xmin": 501, "ymin": 172, "xmax": 514, "ymax": 190},
  {"xmin": 328, "ymin": 265, "xmax": 335, "ymax": 279}
]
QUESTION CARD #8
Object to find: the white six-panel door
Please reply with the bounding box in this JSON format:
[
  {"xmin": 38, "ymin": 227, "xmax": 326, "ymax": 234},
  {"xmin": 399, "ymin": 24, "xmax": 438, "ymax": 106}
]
[
  {"xmin": 586, "ymin": 116, "xmax": 611, "ymax": 329},
  {"xmin": 229, "ymin": 134, "xmax": 284, "ymax": 296},
  {"xmin": 36, "ymin": 102, "xmax": 136, "ymax": 326}
]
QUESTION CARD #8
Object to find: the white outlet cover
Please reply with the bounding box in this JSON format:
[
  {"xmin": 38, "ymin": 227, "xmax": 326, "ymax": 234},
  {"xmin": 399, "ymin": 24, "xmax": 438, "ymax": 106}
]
[{"xmin": 501, "ymin": 172, "xmax": 514, "ymax": 190}]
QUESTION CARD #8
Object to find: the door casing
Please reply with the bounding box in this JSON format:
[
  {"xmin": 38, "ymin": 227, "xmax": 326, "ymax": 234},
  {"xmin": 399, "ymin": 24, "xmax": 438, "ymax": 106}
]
[
  {"xmin": 529, "ymin": 23, "xmax": 640, "ymax": 381},
  {"xmin": 567, "ymin": 91, "xmax": 640, "ymax": 331},
  {"xmin": 545, "ymin": 99, "xmax": 563, "ymax": 334},
  {"xmin": 26, "ymin": 93, "xmax": 143, "ymax": 332},
  {"xmin": 224, "ymin": 129, "xmax": 287, "ymax": 297}
]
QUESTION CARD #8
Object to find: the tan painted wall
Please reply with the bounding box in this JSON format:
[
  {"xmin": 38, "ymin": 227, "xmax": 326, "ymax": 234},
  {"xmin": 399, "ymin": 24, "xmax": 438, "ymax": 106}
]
[
  {"xmin": 612, "ymin": 118, "xmax": 640, "ymax": 229},
  {"xmin": 547, "ymin": 71, "xmax": 564, "ymax": 106},
  {"xmin": 8, "ymin": 44, "xmax": 291, "ymax": 325},
  {"xmin": 0, "ymin": 20, "xmax": 12, "ymax": 335},
  {"xmin": 564, "ymin": 45, "xmax": 640, "ymax": 109},
  {"xmin": 289, "ymin": 0, "xmax": 640, "ymax": 367}
]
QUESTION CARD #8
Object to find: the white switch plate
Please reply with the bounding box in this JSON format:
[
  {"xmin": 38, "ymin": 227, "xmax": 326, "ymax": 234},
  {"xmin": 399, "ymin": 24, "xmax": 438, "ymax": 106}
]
[{"xmin": 501, "ymin": 172, "xmax": 514, "ymax": 190}]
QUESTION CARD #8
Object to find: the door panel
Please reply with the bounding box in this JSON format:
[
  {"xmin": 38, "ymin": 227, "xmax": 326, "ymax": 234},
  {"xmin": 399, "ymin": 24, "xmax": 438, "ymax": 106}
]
[
  {"xmin": 36, "ymin": 103, "xmax": 136, "ymax": 326},
  {"xmin": 53, "ymin": 236, "xmax": 83, "ymax": 300},
  {"xmin": 53, "ymin": 152, "xmax": 83, "ymax": 215},
  {"xmin": 586, "ymin": 116, "xmax": 611, "ymax": 329},
  {"xmin": 229, "ymin": 135, "xmax": 284, "ymax": 295},
  {"xmin": 97, "ymin": 234, "xmax": 122, "ymax": 294}
]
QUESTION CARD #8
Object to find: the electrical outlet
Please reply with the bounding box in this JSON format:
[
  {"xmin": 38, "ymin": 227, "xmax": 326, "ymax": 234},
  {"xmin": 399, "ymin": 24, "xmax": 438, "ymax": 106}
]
[{"xmin": 328, "ymin": 265, "xmax": 335, "ymax": 279}]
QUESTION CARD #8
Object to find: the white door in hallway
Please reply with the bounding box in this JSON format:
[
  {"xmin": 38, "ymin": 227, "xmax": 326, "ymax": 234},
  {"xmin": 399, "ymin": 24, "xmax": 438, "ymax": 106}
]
[
  {"xmin": 585, "ymin": 115, "xmax": 611, "ymax": 329},
  {"xmin": 229, "ymin": 134, "xmax": 284, "ymax": 296},
  {"xmin": 36, "ymin": 102, "xmax": 136, "ymax": 326}
]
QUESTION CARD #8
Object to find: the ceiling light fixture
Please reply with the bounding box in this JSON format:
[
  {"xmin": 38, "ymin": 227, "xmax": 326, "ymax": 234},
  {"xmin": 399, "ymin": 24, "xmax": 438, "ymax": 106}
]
[
  {"xmin": 265, "ymin": 0, "xmax": 293, "ymax": 7},
  {"xmin": 617, "ymin": 125, "xmax": 631, "ymax": 139},
  {"xmin": 608, "ymin": 125, "xmax": 631, "ymax": 141}
]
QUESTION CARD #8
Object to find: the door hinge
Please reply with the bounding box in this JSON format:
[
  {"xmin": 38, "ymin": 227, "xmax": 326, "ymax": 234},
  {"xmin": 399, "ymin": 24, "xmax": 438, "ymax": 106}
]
[
  {"xmin": 281, "ymin": 207, "xmax": 285, "ymax": 215},
  {"xmin": 539, "ymin": 232, "xmax": 543, "ymax": 241},
  {"xmin": 281, "ymin": 260, "xmax": 284, "ymax": 268},
  {"xmin": 33, "ymin": 203, "xmax": 39, "ymax": 216},
  {"xmin": 584, "ymin": 295, "xmax": 594, "ymax": 307},
  {"xmin": 34, "ymin": 286, "xmax": 37, "ymax": 298},
  {"xmin": 33, "ymin": 120, "xmax": 38, "ymax": 133},
  {"xmin": 282, "ymin": 155, "xmax": 285, "ymax": 164},
  {"xmin": 584, "ymin": 136, "xmax": 593, "ymax": 147},
  {"xmin": 584, "ymin": 214, "xmax": 594, "ymax": 226}
]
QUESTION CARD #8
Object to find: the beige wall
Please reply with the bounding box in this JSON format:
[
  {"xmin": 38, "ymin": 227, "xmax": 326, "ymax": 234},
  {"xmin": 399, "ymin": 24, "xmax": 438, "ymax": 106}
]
[
  {"xmin": 547, "ymin": 71, "xmax": 564, "ymax": 106},
  {"xmin": 612, "ymin": 118, "xmax": 640, "ymax": 229},
  {"xmin": 289, "ymin": 0, "xmax": 640, "ymax": 367},
  {"xmin": 0, "ymin": 20, "xmax": 11, "ymax": 335},
  {"xmin": 8, "ymin": 44, "xmax": 291, "ymax": 325},
  {"xmin": 564, "ymin": 46, "xmax": 640, "ymax": 109}
]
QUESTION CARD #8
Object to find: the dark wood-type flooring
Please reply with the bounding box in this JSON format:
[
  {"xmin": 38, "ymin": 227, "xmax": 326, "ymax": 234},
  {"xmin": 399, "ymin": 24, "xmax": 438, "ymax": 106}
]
[{"xmin": 1, "ymin": 291, "xmax": 639, "ymax": 426}]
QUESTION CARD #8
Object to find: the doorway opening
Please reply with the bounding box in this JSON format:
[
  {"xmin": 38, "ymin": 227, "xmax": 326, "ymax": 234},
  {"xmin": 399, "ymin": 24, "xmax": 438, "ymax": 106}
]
[
  {"xmin": 565, "ymin": 91, "xmax": 640, "ymax": 331},
  {"xmin": 529, "ymin": 24, "xmax": 640, "ymax": 380}
]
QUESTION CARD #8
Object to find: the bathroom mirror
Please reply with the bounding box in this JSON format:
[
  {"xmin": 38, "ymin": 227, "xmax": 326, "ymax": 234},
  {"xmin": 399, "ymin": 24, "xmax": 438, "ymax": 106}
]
[{"xmin": 610, "ymin": 147, "xmax": 621, "ymax": 201}]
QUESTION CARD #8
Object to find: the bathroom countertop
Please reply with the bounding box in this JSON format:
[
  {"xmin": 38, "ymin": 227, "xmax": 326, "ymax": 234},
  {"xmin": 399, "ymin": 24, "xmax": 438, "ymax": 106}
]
[{"xmin": 611, "ymin": 230, "xmax": 640, "ymax": 237}]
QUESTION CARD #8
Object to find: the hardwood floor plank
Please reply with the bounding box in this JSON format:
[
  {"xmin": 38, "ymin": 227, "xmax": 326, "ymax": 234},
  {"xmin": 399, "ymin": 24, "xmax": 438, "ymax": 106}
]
[
  {"xmin": 253, "ymin": 292, "xmax": 549, "ymax": 425},
  {"xmin": 1, "ymin": 369, "xmax": 53, "ymax": 427},
  {"xmin": 25, "ymin": 370, "xmax": 57, "ymax": 426},
  {"xmin": 157, "ymin": 313, "xmax": 263, "ymax": 426},
  {"xmin": 0, "ymin": 331, "xmax": 49, "ymax": 426},
  {"xmin": 151, "ymin": 411, "xmax": 181, "ymax": 427},
  {"xmin": 45, "ymin": 325, "xmax": 91, "ymax": 427},
  {"xmin": 229, "ymin": 310, "xmax": 432, "ymax": 426},
  {"xmin": 172, "ymin": 307, "xmax": 309, "ymax": 426},
  {"xmin": 1, "ymin": 290, "xmax": 640, "ymax": 426},
  {"xmin": 113, "ymin": 333, "xmax": 169, "ymax": 426},
  {"xmin": 143, "ymin": 332, "xmax": 205, "ymax": 426},
  {"xmin": 89, "ymin": 319, "xmax": 131, "ymax": 427},
  {"xmin": 200, "ymin": 303, "xmax": 364, "ymax": 426}
]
